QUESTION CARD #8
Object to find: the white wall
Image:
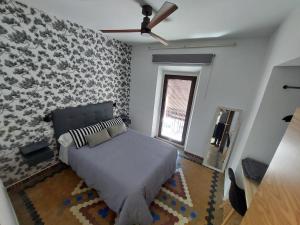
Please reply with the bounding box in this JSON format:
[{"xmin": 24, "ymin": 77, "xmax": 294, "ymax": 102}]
[
  {"xmin": 226, "ymin": 7, "xmax": 300, "ymax": 196},
  {"xmin": 130, "ymin": 38, "xmax": 268, "ymax": 159},
  {"xmin": 242, "ymin": 67, "xmax": 300, "ymax": 162}
]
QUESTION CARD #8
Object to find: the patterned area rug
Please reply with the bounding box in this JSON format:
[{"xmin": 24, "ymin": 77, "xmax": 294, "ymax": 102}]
[{"xmin": 9, "ymin": 157, "xmax": 224, "ymax": 225}]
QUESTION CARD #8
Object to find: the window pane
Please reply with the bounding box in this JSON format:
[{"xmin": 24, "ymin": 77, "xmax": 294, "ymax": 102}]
[{"xmin": 161, "ymin": 79, "xmax": 192, "ymax": 142}]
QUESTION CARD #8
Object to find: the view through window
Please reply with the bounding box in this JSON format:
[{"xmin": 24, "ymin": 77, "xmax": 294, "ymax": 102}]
[{"xmin": 159, "ymin": 75, "xmax": 196, "ymax": 145}]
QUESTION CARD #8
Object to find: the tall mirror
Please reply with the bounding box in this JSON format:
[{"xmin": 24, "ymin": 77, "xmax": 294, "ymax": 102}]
[{"xmin": 203, "ymin": 107, "xmax": 241, "ymax": 172}]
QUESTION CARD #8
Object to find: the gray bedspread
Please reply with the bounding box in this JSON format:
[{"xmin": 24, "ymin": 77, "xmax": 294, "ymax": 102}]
[{"xmin": 68, "ymin": 129, "xmax": 177, "ymax": 225}]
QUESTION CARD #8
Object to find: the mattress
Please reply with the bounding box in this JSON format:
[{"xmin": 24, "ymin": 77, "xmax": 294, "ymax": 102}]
[{"xmin": 68, "ymin": 129, "xmax": 178, "ymax": 225}]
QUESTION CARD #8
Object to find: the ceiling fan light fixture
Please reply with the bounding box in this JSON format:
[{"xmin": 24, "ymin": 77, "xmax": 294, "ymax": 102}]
[
  {"xmin": 100, "ymin": 1, "xmax": 178, "ymax": 45},
  {"xmin": 141, "ymin": 32, "xmax": 151, "ymax": 37}
]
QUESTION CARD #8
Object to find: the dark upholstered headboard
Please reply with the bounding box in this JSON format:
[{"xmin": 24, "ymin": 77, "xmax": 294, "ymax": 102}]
[{"xmin": 52, "ymin": 101, "xmax": 114, "ymax": 141}]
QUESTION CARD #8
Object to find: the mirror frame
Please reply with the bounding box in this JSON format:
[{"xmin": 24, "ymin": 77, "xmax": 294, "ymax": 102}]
[{"xmin": 202, "ymin": 106, "xmax": 242, "ymax": 173}]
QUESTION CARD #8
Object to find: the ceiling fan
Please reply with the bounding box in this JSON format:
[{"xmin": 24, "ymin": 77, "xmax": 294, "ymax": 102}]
[{"xmin": 101, "ymin": 1, "xmax": 178, "ymax": 46}]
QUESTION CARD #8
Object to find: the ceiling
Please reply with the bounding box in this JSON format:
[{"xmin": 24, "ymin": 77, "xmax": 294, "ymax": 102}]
[
  {"xmin": 20, "ymin": 0, "xmax": 300, "ymax": 44},
  {"xmin": 280, "ymin": 57, "xmax": 300, "ymax": 67}
]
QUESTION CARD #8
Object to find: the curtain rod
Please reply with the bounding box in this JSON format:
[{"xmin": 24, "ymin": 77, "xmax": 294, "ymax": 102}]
[
  {"xmin": 283, "ymin": 85, "xmax": 300, "ymax": 90},
  {"xmin": 148, "ymin": 42, "xmax": 237, "ymax": 50}
]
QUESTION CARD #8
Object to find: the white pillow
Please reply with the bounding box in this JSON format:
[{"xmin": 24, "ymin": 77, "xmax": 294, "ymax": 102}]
[
  {"xmin": 58, "ymin": 132, "xmax": 74, "ymax": 148},
  {"xmin": 58, "ymin": 133, "xmax": 75, "ymax": 165}
]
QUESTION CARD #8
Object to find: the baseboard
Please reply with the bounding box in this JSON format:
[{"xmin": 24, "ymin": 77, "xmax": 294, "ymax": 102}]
[
  {"xmin": 7, "ymin": 162, "xmax": 67, "ymax": 192},
  {"xmin": 179, "ymin": 151, "xmax": 204, "ymax": 165}
]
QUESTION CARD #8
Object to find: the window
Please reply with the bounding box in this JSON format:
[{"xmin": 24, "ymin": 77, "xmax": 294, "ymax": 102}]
[{"xmin": 158, "ymin": 75, "xmax": 196, "ymax": 145}]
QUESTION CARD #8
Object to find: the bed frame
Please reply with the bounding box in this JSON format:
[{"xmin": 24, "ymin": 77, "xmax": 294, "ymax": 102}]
[{"xmin": 52, "ymin": 101, "xmax": 114, "ymax": 142}]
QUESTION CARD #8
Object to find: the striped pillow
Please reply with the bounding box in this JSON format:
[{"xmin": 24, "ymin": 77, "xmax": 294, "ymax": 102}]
[
  {"xmin": 68, "ymin": 123, "xmax": 103, "ymax": 148},
  {"xmin": 101, "ymin": 117, "xmax": 124, "ymax": 129}
]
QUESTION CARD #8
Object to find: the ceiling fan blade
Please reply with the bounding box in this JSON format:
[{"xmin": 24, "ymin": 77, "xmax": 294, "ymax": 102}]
[
  {"xmin": 150, "ymin": 32, "xmax": 168, "ymax": 46},
  {"xmin": 148, "ymin": 1, "xmax": 178, "ymax": 29},
  {"xmin": 101, "ymin": 29, "xmax": 141, "ymax": 33}
]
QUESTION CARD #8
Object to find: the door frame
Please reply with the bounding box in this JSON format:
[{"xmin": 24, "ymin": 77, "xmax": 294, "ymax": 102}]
[{"xmin": 158, "ymin": 74, "xmax": 197, "ymax": 146}]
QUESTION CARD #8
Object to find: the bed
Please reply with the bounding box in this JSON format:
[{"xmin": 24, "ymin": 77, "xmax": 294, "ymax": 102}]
[{"xmin": 52, "ymin": 102, "xmax": 178, "ymax": 225}]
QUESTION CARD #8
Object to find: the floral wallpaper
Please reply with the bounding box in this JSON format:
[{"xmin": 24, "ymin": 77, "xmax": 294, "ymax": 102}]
[{"xmin": 0, "ymin": 0, "xmax": 132, "ymax": 186}]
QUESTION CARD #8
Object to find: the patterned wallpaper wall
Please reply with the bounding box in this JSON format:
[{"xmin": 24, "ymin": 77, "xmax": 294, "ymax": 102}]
[{"xmin": 0, "ymin": 0, "xmax": 132, "ymax": 186}]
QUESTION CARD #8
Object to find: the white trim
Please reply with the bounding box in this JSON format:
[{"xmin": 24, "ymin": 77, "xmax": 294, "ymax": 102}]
[
  {"xmin": 71, "ymin": 180, "xmax": 92, "ymax": 196},
  {"xmin": 70, "ymin": 198, "xmax": 106, "ymax": 225},
  {"xmin": 161, "ymin": 168, "xmax": 193, "ymax": 207},
  {"xmin": 154, "ymin": 200, "xmax": 189, "ymax": 225},
  {"xmin": 148, "ymin": 42, "xmax": 237, "ymax": 50}
]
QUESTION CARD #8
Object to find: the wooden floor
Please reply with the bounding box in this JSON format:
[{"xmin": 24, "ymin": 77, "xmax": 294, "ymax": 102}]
[
  {"xmin": 9, "ymin": 158, "xmax": 225, "ymax": 225},
  {"xmin": 221, "ymin": 201, "xmax": 243, "ymax": 225},
  {"xmin": 241, "ymin": 108, "xmax": 300, "ymax": 225}
]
